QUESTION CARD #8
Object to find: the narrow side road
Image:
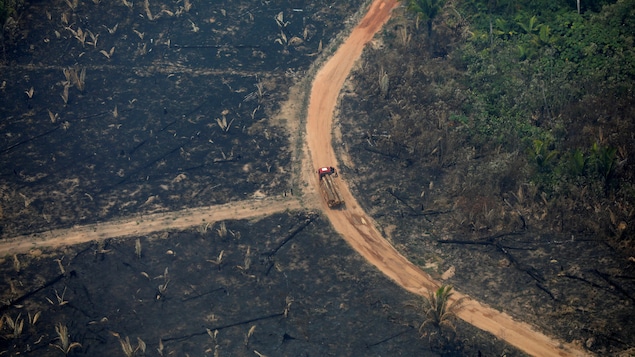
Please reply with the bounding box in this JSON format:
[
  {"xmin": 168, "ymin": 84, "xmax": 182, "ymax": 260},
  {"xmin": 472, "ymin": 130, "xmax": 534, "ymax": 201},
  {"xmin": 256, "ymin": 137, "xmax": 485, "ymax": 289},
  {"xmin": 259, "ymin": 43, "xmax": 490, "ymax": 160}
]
[
  {"xmin": 304, "ymin": 0, "xmax": 589, "ymax": 356},
  {"xmin": 0, "ymin": 197, "xmax": 301, "ymax": 256}
]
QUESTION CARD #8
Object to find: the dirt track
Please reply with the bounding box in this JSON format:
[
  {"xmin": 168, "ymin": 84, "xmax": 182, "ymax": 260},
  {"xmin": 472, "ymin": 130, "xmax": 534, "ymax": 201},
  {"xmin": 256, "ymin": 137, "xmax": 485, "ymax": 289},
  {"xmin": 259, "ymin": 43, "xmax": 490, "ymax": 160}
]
[
  {"xmin": 0, "ymin": 197, "xmax": 301, "ymax": 256},
  {"xmin": 0, "ymin": 1, "xmax": 592, "ymax": 355},
  {"xmin": 304, "ymin": 0, "xmax": 589, "ymax": 356}
]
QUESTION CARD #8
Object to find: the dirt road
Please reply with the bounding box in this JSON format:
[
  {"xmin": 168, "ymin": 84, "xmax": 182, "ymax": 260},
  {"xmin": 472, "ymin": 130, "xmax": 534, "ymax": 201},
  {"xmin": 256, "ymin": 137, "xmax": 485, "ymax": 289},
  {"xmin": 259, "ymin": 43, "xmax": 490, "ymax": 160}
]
[
  {"xmin": 0, "ymin": 197, "xmax": 301, "ymax": 256},
  {"xmin": 304, "ymin": 0, "xmax": 588, "ymax": 356},
  {"xmin": 0, "ymin": 1, "xmax": 589, "ymax": 355}
]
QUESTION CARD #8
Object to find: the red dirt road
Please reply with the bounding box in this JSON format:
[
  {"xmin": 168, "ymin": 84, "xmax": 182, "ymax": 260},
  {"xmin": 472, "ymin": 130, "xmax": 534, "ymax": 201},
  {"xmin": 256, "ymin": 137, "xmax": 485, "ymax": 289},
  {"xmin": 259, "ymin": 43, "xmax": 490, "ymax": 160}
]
[
  {"xmin": 0, "ymin": 198, "xmax": 301, "ymax": 256},
  {"xmin": 304, "ymin": 1, "xmax": 589, "ymax": 356},
  {"xmin": 0, "ymin": 1, "xmax": 591, "ymax": 355}
]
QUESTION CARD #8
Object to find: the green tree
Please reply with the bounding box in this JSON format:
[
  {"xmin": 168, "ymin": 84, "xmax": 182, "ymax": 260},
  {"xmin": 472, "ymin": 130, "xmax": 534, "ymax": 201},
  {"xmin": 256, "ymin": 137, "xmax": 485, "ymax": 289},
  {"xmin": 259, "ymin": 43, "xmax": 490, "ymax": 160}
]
[
  {"xmin": 567, "ymin": 148, "xmax": 587, "ymax": 177},
  {"xmin": 418, "ymin": 285, "xmax": 467, "ymax": 345},
  {"xmin": 403, "ymin": 0, "xmax": 446, "ymax": 37},
  {"xmin": 590, "ymin": 142, "xmax": 618, "ymax": 183},
  {"xmin": 529, "ymin": 138, "xmax": 558, "ymax": 172}
]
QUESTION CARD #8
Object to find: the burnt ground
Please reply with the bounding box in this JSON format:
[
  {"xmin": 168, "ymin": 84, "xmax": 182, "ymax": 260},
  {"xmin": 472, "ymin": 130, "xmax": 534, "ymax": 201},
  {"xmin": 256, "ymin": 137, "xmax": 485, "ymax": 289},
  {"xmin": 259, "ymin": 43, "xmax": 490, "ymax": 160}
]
[
  {"xmin": 335, "ymin": 9, "xmax": 635, "ymax": 357},
  {"xmin": 0, "ymin": 0, "xmax": 362, "ymax": 237},
  {"xmin": 1, "ymin": 0, "xmax": 526, "ymax": 356},
  {"xmin": 0, "ymin": 211, "xmax": 521, "ymax": 356}
]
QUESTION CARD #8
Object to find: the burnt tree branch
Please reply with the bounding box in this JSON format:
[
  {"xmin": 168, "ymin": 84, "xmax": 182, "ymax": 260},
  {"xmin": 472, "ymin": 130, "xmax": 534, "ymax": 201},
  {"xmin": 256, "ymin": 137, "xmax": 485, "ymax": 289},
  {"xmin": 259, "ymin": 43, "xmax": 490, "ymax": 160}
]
[
  {"xmin": 264, "ymin": 213, "xmax": 317, "ymax": 258},
  {"xmin": 438, "ymin": 232, "xmax": 545, "ymax": 284},
  {"xmin": 163, "ymin": 312, "xmax": 285, "ymax": 342},
  {"xmin": 263, "ymin": 213, "xmax": 317, "ymax": 276},
  {"xmin": 385, "ymin": 188, "xmax": 419, "ymax": 214},
  {"xmin": 0, "ymin": 272, "xmax": 66, "ymax": 313},
  {"xmin": 366, "ymin": 327, "xmax": 414, "ymax": 348},
  {"xmin": 593, "ymin": 269, "xmax": 635, "ymax": 303}
]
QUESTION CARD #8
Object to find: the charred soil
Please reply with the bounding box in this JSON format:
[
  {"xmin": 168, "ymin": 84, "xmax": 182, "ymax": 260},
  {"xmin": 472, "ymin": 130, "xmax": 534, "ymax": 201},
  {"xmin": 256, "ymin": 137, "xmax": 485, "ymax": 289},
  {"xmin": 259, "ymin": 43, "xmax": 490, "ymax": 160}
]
[{"xmin": 1, "ymin": 0, "xmax": 519, "ymax": 356}]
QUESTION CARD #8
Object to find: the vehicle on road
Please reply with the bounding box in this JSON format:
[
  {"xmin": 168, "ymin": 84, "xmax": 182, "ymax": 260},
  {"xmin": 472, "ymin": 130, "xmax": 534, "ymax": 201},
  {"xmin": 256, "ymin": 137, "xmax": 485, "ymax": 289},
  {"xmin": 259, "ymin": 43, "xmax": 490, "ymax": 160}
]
[{"xmin": 317, "ymin": 166, "xmax": 344, "ymax": 208}]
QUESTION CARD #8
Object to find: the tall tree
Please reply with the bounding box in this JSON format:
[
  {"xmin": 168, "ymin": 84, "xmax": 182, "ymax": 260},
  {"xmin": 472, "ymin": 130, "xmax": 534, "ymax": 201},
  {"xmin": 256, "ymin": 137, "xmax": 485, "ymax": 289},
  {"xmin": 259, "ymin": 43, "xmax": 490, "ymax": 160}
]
[{"xmin": 404, "ymin": 0, "xmax": 446, "ymax": 37}]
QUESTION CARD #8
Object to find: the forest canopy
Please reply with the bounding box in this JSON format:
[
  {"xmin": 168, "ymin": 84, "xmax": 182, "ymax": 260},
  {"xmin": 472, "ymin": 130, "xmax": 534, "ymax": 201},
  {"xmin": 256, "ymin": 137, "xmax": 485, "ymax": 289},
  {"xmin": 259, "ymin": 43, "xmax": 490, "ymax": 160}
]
[{"xmin": 398, "ymin": 0, "xmax": 634, "ymax": 199}]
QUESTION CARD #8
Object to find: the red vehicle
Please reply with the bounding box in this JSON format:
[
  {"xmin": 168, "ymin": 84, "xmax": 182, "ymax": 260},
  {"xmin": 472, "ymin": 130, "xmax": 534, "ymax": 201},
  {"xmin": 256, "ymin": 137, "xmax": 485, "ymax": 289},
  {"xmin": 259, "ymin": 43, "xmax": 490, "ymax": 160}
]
[
  {"xmin": 317, "ymin": 166, "xmax": 343, "ymax": 208},
  {"xmin": 318, "ymin": 166, "xmax": 337, "ymax": 178}
]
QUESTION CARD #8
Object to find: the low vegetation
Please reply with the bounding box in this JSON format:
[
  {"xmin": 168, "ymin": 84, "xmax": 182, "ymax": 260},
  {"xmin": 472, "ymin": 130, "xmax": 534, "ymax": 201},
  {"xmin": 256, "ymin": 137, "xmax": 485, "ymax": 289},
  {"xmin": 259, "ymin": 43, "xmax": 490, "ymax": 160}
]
[
  {"xmin": 338, "ymin": 0, "xmax": 634, "ymax": 354},
  {"xmin": 417, "ymin": 285, "xmax": 466, "ymax": 349}
]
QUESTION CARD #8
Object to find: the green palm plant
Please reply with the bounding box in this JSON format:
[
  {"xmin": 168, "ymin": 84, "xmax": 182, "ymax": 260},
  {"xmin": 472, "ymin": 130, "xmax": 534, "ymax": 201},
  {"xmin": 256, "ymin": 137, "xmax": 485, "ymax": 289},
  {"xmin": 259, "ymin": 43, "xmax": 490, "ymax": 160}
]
[
  {"xmin": 530, "ymin": 138, "xmax": 558, "ymax": 171},
  {"xmin": 403, "ymin": 0, "xmax": 446, "ymax": 37},
  {"xmin": 493, "ymin": 18, "xmax": 516, "ymax": 38},
  {"xmin": 418, "ymin": 285, "xmax": 466, "ymax": 336},
  {"xmin": 590, "ymin": 142, "xmax": 617, "ymax": 181},
  {"xmin": 515, "ymin": 14, "xmax": 554, "ymax": 54},
  {"xmin": 517, "ymin": 15, "xmax": 540, "ymax": 35},
  {"xmin": 567, "ymin": 148, "xmax": 587, "ymax": 176}
]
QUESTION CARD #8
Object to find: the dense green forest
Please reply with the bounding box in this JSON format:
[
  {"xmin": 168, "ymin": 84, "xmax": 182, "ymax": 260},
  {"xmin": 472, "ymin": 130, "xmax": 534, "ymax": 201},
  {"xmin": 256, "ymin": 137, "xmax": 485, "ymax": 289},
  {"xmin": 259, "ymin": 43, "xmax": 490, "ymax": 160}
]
[
  {"xmin": 456, "ymin": 0, "xmax": 634, "ymax": 194},
  {"xmin": 425, "ymin": 0, "xmax": 631, "ymax": 186},
  {"xmin": 374, "ymin": 0, "xmax": 634, "ymax": 241}
]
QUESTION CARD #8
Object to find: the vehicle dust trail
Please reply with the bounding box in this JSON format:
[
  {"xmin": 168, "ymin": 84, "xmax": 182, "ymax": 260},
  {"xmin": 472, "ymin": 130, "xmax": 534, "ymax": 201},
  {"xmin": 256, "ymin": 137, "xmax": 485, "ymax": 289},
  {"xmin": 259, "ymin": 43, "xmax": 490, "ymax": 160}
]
[
  {"xmin": 304, "ymin": 0, "xmax": 589, "ymax": 356},
  {"xmin": 0, "ymin": 197, "xmax": 301, "ymax": 256}
]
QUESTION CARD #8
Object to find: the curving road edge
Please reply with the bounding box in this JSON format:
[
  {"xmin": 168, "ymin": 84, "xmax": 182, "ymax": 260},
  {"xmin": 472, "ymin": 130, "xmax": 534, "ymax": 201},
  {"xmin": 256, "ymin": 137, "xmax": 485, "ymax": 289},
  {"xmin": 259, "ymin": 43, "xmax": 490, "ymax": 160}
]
[{"xmin": 304, "ymin": 0, "xmax": 590, "ymax": 356}]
